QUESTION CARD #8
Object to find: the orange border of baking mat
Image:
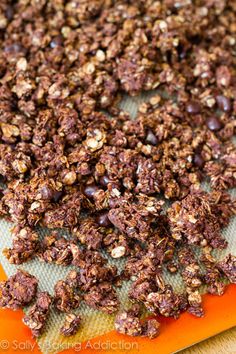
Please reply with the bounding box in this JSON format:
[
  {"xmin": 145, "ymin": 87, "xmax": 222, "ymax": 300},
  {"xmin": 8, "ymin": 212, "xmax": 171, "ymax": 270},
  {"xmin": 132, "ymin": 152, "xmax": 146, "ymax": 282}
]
[{"xmin": 0, "ymin": 264, "xmax": 236, "ymax": 354}]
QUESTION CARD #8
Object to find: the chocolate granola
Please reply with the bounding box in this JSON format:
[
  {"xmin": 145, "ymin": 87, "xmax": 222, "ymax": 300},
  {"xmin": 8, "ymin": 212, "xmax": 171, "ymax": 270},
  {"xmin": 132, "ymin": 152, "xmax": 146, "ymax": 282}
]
[
  {"xmin": 0, "ymin": 0, "xmax": 235, "ymax": 340},
  {"xmin": 60, "ymin": 313, "xmax": 81, "ymax": 337},
  {"xmin": 0, "ymin": 269, "xmax": 38, "ymax": 310},
  {"xmin": 115, "ymin": 305, "xmax": 160, "ymax": 339},
  {"xmin": 23, "ymin": 291, "xmax": 52, "ymax": 337}
]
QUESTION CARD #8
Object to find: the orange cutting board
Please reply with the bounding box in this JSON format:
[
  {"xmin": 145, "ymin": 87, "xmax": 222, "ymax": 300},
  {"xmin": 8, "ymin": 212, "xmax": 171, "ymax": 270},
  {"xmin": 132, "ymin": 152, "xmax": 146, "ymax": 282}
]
[{"xmin": 0, "ymin": 264, "xmax": 236, "ymax": 354}]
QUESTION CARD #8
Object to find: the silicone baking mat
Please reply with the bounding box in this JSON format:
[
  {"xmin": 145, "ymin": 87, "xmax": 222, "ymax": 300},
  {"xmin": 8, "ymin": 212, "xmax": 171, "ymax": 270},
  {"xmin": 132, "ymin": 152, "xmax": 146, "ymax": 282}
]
[{"xmin": 0, "ymin": 93, "xmax": 235, "ymax": 354}]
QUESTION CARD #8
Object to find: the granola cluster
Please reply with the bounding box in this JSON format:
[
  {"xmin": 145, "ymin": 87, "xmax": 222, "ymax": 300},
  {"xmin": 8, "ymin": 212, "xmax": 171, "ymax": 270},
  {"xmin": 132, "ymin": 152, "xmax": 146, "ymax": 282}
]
[
  {"xmin": 3, "ymin": 226, "xmax": 39, "ymax": 264},
  {"xmin": 0, "ymin": 270, "xmax": 38, "ymax": 310},
  {"xmin": 168, "ymin": 189, "xmax": 235, "ymax": 249},
  {"xmin": 115, "ymin": 305, "xmax": 160, "ymax": 339},
  {"xmin": 22, "ymin": 292, "xmax": 52, "ymax": 338},
  {"xmin": 60, "ymin": 313, "xmax": 81, "ymax": 337},
  {"xmin": 0, "ymin": 0, "xmax": 236, "ymax": 340}
]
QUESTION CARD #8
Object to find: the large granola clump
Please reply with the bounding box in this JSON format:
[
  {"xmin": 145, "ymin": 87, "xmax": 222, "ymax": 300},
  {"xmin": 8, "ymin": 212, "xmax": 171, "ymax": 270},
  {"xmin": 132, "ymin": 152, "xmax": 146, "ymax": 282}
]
[
  {"xmin": 168, "ymin": 189, "xmax": 236, "ymax": 249},
  {"xmin": 115, "ymin": 305, "xmax": 160, "ymax": 339},
  {"xmin": 0, "ymin": 270, "xmax": 38, "ymax": 310},
  {"xmin": 3, "ymin": 226, "xmax": 39, "ymax": 264},
  {"xmin": 60, "ymin": 313, "xmax": 81, "ymax": 337},
  {"xmin": 23, "ymin": 291, "xmax": 52, "ymax": 337}
]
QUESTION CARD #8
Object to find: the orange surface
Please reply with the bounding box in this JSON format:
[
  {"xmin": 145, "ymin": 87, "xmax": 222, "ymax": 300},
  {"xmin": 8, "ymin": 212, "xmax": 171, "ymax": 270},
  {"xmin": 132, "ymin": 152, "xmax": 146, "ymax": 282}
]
[{"xmin": 0, "ymin": 264, "xmax": 236, "ymax": 354}]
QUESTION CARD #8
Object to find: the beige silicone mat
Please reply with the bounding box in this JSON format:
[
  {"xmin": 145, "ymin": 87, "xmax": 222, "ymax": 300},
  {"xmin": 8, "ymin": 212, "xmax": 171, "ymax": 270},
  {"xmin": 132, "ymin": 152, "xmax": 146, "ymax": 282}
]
[{"xmin": 0, "ymin": 93, "xmax": 235, "ymax": 354}]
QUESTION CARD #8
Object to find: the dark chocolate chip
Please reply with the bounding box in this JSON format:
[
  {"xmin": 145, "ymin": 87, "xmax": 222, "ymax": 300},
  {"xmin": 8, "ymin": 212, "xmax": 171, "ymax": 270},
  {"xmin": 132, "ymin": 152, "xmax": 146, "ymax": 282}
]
[
  {"xmin": 50, "ymin": 35, "xmax": 63, "ymax": 49},
  {"xmin": 186, "ymin": 101, "xmax": 201, "ymax": 114},
  {"xmin": 216, "ymin": 95, "xmax": 231, "ymax": 112},
  {"xmin": 99, "ymin": 175, "xmax": 112, "ymax": 187},
  {"xmin": 99, "ymin": 175, "xmax": 120, "ymax": 189},
  {"xmin": 52, "ymin": 190, "xmax": 63, "ymax": 203},
  {"xmin": 84, "ymin": 184, "xmax": 99, "ymax": 198},
  {"xmin": 193, "ymin": 154, "xmax": 205, "ymax": 169},
  {"xmin": 40, "ymin": 186, "xmax": 54, "ymax": 200},
  {"xmin": 146, "ymin": 129, "xmax": 158, "ymax": 146},
  {"xmin": 177, "ymin": 44, "xmax": 187, "ymax": 60},
  {"xmin": 96, "ymin": 211, "xmax": 111, "ymax": 227},
  {"xmin": 206, "ymin": 116, "xmax": 222, "ymax": 131}
]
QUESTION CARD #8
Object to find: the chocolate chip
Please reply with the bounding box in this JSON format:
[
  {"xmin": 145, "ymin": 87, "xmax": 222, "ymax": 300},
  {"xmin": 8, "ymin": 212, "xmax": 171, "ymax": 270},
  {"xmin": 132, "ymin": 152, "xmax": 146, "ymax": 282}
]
[
  {"xmin": 99, "ymin": 175, "xmax": 112, "ymax": 187},
  {"xmin": 84, "ymin": 184, "xmax": 99, "ymax": 198},
  {"xmin": 216, "ymin": 95, "xmax": 231, "ymax": 112},
  {"xmin": 40, "ymin": 186, "xmax": 54, "ymax": 200},
  {"xmin": 50, "ymin": 35, "xmax": 63, "ymax": 49},
  {"xmin": 99, "ymin": 175, "xmax": 120, "ymax": 190},
  {"xmin": 96, "ymin": 211, "xmax": 111, "ymax": 227},
  {"xmin": 146, "ymin": 130, "xmax": 158, "ymax": 146},
  {"xmin": 186, "ymin": 101, "xmax": 201, "ymax": 114},
  {"xmin": 193, "ymin": 154, "xmax": 205, "ymax": 169},
  {"xmin": 206, "ymin": 116, "xmax": 222, "ymax": 131},
  {"xmin": 52, "ymin": 190, "xmax": 63, "ymax": 203},
  {"xmin": 177, "ymin": 44, "xmax": 187, "ymax": 60}
]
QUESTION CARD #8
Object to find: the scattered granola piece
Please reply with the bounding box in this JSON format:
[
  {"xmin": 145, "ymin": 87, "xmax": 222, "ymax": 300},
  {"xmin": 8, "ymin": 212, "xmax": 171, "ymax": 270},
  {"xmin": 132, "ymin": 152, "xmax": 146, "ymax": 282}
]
[
  {"xmin": 54, "ymin": 279, "xmax": 80, "ymax": 313},
  {"xmin": 115, "ymin": 305, "xmax": 160, "ymax": 339},
  {"xmin": 38, "ymin": 233, "xmax": 72, "ymax": 266},
  {"xmin": 3, "ymin": 226, "xmax": 39, "ymax": 264},
  {"xmin": 0, "ymin": 270, "xmax": 38, "ymax": 310},
  {"xmin": 217, "ymin": 254, "xmax": 236, "ymax": 283},
  {"xmin": 115, "ymin": 305, "xmax": 143, "ymax": 337},
  {"xmin": 142, "ymin": 319, "xmax": 160, "ymax": 339},
  {"xmin": 60, "ymin": 313, "xmax": 81, "ymax": 337},
  {"xmin": 23, "ymin": 292, "xmax": 52, "ymax": 337},
  {"xmin": 168, "ymin": 189, "xmax": 234, "ymax": 249},
  {"xmin": 84, "ymin": 282, "xmax": 119, "ymax": 314}
]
